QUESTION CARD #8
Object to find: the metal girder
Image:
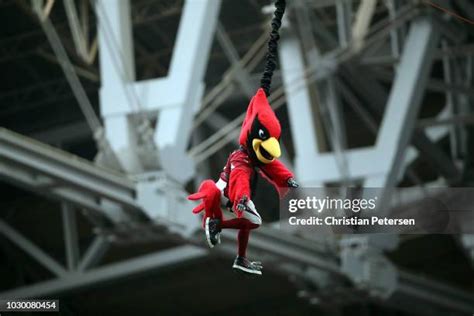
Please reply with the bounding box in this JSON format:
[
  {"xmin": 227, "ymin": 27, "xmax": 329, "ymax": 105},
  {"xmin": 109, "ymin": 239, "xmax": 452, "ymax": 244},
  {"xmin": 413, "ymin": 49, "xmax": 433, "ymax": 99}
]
[
  {"xmin": 279, "ymin": 27, "xmax": 320, "ymax": 185},
  {"xmin": 0, "ymin": 245, "xmax": 208, "ymax": 299},
  {"xmin": 336, "ymin": 0, "xmax": 352, "ymax": 47},
  {"xmin": 280, "ymin": 22, "xmax": 377, "ymax": 185},
  {"xmin": 0, "ymin": 129, "xmax": 472, "ymax": 313},
  {"xmin": 96, "ymin": 0, "xmax": 220, "ymax": 182},
  {"xmin": 216, "ymin": 23, "xmax": 254, "ymax": 97},
  {"xmin": 37, "ymin": 10, "xmax": 102, "ymax": 134},
  {"xmin": 336, "ymin": 77, "xmax": 377, "ymax": 133},
  {"xmin": 372, "ymin": 67, "xmax": 474, "ymax": 98},
  {"xmin": 61, "ymin": 203, "xmax": 79, "ymax": 270},
  {"xmin": 339, "ymin": 65, "xmax": 461, "ymax": 183},
  {"xmin": 0, "ymin": 219, "xmax": 67, "ymax": 277},
  {"xmin": 0, "ymin": 80, "xmax": 84, "ymax": 118},
  {"xmin": 0, "ymin": 30, "xmax": 49, "ymax": 63},
  {"xmin": 36, "ymin": 50, "xmax": 99, "ymax": 82},
  {"xmin": 365, "ymin": 17, "xmax": 439, "ymax": 193},
  {"xmin": 30, "ymin": 121, "xmax": 91, "ymax": 145},
  {"xmin": 385, "ymin": 0, "xmax": 404, "ymax": 58},
  {"xmin": 191, "ymin": 31, "xmax": 268, "ymax": 128},
  {"xmin": 1, "ymin": 3, "xmax": 473, "ymax": 312},
  {"xmin": 223, "ymin": 224, "xmax": 474, "ymax": 314},
  {"xmin": 1, "ymin": 221, "xmax": 340, "ymax": 298},
  {"xmin": 0, "ymin": 126, "xmax": 198, "ymax": 233},
  {"xmin": 294, "ymin": 0, "xmax": 321, "ymax": 58},
  {"xmin": 0, "ymin": 159, "xmax": 121, "ymax": 218},
  {"xmin": 0, "ymin": 1, "xmax": 177, "ymax": 64},
  {"xmin": 77, "ymin": 236, "xmax": 109, "ymax": 272},
  {"xmin": 134, "ymin": 41, "xmax": 167, "ymax": 76},
  {"xmin": 2, "ymin": 214, "xmax": 473, "ymax": 314},
  {"xmin": 62, "ymin": 0, "xmax": 81, "ymax": 43},
  {"xmin": 395, "ymin": 271, "xmax": 474, "ymax": 315},
  {"xmin": 277, "ymin": 13, "xmax": 474, "ymax": 313},
  {"xmin": 351, "ymin": 0, "xmax": 376, "ymax": 52},
  {"xmin": 411, "ymin": 132, "xmax": 461, "ymax": 183},
  {"xmin": 318, "ymin": 77, "xmax": 350, "ymax": 184},
  {"xmin": 0, "ymin": 128, "xmax": 142, "ymax": 222},
  {"xmin": 63, "ymin": 0, "xmax": 96, "ymax": 64},
  {"xmin": 442, "ymin": 40, "xmax": 460, "ymax": 159},
  {"xmin": 153, "ymin": 0, "xmax": 218, "ymax": 180},
  {"xmin": 280, "ymin": 17, "xmax": 454, "ymax": 186},
  {"xmin": 132, "ymin": 0, "xmax": 181, "ymax": 25},
  {"xmin": 309, "ymin": 9, "xmax": 338, "ymax": 49},
  {"xmin": 96, "ymin": 0, "xmax": 151, "ymax": 175}
]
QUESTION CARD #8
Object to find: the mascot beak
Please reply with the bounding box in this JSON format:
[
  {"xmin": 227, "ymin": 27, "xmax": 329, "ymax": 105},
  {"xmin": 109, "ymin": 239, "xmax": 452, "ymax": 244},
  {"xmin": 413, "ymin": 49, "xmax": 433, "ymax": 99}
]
[{"xmin": 252, "ymin": 137, "xmax": 281, "ymax": 164}]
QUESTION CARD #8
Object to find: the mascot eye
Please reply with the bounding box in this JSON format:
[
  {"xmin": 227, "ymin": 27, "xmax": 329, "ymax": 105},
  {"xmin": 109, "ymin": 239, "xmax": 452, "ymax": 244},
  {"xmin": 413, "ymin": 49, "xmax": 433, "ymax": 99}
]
[{"xmin": 258, "ymin": 129, "xmax": 266, "ymax": 139}]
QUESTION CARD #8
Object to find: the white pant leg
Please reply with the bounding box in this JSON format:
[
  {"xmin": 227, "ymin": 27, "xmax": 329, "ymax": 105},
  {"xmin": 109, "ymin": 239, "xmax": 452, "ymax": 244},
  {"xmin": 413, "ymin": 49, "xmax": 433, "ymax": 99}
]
[
  {"xmin": 216, "ymin": 178, "xmax": 261, "ymax": 225},
  {"xmin": 241, "ymin": 199, "xmax": 262, "ymax": 225}
]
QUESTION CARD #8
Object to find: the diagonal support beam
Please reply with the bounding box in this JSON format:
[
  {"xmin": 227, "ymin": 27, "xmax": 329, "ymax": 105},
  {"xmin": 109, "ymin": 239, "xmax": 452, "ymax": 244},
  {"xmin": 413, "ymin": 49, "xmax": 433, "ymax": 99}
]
[
  {"xmin": 340, "ymin": 63, "xmax": 460, "ymax": 182},
  {"xmin": 351, "ymin": 0, "xmax": 376, "ymax": 52},
  {"xmin": 216, "ymin": 23, "xmax": 254, "ymax": 97},
  {"xmin": 77, "ymin": 236, "xmax": 109, "ymax": 272},
  {"xmin": 63, "ymin": 0, "xmax": 87, "ymax": 57},
  {"xmin": 0, "ymin": 245, "xmax": 207, "ymax": 299},
  {"xmin": 365, "ymin": 17, "xmax": 439, "ymax": 201},
  {"xmin": 336, "ymin": 0, "xmax": 352, "ymax": 46},
  {"xmin": 0, "ymin": 219, "xmax": 67, "ymax": 277}
]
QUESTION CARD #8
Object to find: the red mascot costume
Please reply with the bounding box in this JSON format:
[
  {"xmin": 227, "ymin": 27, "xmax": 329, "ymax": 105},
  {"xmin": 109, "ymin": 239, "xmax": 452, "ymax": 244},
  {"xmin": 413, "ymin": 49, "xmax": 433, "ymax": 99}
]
[{"xmin": 188, "ymin": 88, "xmax": 298, "ymax": 275}]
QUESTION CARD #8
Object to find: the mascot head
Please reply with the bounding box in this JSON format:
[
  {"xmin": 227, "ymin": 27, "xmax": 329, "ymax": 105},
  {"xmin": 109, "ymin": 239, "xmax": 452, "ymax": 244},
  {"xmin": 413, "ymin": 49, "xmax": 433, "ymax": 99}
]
[{"xmin": 239, "ymin": 88, "xmax": 281, "ymax": 164}]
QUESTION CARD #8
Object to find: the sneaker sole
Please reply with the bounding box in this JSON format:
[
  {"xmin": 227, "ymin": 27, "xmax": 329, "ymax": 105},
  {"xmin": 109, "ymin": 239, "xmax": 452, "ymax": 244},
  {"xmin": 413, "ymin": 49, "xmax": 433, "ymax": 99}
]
[
  {"xmin": 232, "ymin": 264, "xmax": 262, "ymax": 275},
  {"xmin": 205, "ymin": 217, "xmax": 214, "ymax": 248}
]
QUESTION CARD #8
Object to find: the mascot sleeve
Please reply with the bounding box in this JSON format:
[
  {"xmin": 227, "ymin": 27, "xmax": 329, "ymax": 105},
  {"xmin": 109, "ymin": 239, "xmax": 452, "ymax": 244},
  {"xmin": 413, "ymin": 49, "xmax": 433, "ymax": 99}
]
[{"xmin": 259, "ymin": 159, "xmax": 294, "ymax": 197}]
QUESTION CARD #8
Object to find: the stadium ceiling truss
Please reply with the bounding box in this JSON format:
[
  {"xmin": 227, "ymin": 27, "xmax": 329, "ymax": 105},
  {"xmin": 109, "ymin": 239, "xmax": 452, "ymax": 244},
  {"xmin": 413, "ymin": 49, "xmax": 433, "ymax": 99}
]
[{"xmin": 0, "ymin": 0, "xmax": 473, "ymax": 315}]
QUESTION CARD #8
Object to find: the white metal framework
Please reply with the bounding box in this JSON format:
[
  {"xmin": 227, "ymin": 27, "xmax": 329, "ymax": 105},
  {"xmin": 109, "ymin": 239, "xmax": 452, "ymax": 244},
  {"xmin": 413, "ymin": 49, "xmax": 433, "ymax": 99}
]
[{"xmin": 0, "ymin": 0, "xmax": 473, "ymax": 315}]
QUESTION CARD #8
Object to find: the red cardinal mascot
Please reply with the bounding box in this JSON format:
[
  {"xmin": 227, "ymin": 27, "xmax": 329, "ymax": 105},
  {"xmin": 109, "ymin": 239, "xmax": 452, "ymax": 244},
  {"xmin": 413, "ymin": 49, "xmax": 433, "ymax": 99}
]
[{"xmin": 188, "ymin": 88, "xmax": 298, "ymax": 275}]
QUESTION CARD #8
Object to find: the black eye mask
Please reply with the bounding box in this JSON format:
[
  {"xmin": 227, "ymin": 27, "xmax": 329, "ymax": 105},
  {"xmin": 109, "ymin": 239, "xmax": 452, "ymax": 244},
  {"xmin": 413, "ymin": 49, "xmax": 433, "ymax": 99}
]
[{"xmin": 245, "ymin": 116, "xmax": 274, "ymax": 164}]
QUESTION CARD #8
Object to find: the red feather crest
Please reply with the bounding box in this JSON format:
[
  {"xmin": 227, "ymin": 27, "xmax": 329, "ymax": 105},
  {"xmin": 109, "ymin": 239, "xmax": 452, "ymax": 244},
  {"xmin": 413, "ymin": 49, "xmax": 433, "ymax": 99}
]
[{"xmin": 239, "ymin": 88, "xmax": 281, "ymax": 145}]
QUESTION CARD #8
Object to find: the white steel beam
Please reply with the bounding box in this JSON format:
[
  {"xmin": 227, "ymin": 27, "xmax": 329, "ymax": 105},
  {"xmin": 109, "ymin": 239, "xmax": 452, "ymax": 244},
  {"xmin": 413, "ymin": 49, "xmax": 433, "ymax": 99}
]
[
  {"xmin": 154, "ymin": 0, "xmax": 219, "ymax": 183},
  {"xmin": 279, "ymin": 27, "xmax": 321, "ymax": 185},
  {"xmin": 96, "ymin": 0, "xmax": 142, "ymax": 173},
  {"xmin": 97, "ymin": 0, "xmax": 220, "ymax": 182},
  {"xmin": 365, "ymin": 17, "xmax": 439, "ymax": 202},
  {"xmin": 284, "ymin": 17, "xmax": 441, "ymax": 187}
]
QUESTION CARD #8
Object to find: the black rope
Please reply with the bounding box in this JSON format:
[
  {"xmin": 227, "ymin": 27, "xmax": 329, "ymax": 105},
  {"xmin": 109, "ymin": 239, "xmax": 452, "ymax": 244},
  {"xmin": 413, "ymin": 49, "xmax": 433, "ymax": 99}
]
[{"xmin": 260, "ymin": 0, "xmax": 286, "ymax": 97}]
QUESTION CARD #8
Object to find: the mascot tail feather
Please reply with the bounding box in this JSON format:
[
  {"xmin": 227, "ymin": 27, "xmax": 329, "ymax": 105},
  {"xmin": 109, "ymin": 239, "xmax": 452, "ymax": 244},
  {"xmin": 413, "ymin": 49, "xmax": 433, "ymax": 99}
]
[{"xmin": 188, "ymin": 180, "xmax": 223, "ymax": 227}]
